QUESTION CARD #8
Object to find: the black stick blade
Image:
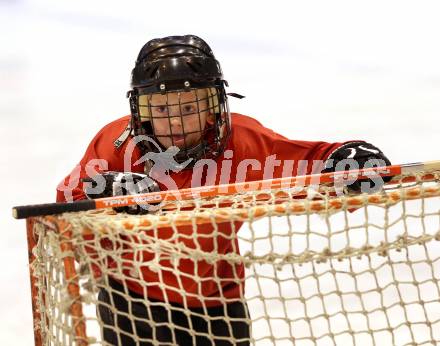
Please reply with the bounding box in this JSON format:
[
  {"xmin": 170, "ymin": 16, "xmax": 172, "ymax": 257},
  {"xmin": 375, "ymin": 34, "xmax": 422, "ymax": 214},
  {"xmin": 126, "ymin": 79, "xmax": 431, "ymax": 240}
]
[{"xmin": 12, "ymin": 200, "xmax": 96, "ymax": 219}]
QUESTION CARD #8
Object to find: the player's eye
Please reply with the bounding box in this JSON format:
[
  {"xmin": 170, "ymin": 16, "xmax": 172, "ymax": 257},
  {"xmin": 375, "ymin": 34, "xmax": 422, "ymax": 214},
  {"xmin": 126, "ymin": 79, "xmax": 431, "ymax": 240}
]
[
  {"xmin": 154, "ymin": 105, "xmax": 168, "ymax": 115},
  {"xmin": 182, "ymin": 104, "xmax": 196, "ymax": 115}
]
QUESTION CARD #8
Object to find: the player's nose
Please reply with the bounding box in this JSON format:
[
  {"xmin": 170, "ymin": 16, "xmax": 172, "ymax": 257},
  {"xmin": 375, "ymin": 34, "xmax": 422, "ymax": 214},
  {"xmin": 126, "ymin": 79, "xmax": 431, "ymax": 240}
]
[{"xmin": 169, "ymin": 115, "xmax": 182, "ymax": 127}]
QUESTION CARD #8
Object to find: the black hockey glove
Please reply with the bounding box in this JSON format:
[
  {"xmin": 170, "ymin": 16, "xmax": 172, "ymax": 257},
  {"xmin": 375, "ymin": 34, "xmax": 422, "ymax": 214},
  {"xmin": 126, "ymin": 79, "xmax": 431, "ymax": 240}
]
[
  {"xmin": 322, "ymin": 141, "xmax": 392, "ymax": 193},
  {"xmin": 82, "ymin": 171, "xmax": 160, "ymax": 214}
]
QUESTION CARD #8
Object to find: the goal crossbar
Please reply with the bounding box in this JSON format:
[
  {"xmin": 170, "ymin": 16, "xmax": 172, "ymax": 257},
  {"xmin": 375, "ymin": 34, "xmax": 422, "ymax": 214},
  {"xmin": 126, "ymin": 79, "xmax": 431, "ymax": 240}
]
[{"xmin": 13, "ymin": 160, "xmax": 440, "ymax": 219}]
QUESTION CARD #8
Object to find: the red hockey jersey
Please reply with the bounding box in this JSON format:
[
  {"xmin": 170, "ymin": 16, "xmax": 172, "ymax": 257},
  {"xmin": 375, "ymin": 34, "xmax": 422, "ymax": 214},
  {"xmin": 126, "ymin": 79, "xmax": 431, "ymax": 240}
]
[{"xmin": 57, "ymin": 113, "xmax": 346, "ymax": 307}]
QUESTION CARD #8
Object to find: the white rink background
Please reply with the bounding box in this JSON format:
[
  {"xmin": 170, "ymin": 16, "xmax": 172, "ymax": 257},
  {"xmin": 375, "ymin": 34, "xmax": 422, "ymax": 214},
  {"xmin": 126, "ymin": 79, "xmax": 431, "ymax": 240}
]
[{"xmin": 1, "ymin": 1, "xmax": 440, "ymax": 345}]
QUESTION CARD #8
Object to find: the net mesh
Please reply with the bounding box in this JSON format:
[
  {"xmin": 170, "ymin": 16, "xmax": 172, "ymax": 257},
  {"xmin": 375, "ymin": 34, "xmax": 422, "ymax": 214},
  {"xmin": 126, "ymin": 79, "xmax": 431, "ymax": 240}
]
[{"xmin": 27, "ymin": 170, "xmax": 440, "ymax": 345}]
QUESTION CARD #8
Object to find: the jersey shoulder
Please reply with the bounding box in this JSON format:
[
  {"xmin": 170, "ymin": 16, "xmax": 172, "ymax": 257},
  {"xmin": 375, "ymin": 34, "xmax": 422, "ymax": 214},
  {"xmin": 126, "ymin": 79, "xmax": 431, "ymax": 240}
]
[
  {"xmin": 85, "ymin": 115, "xmax": 131, "ymax": 151},
  {"xmin": 230, "ymin": 113, "xmax": 265, "ymax": 131},
  {"xmin": 94, "ymin": 115, "xmax": 131, "ymax": 139},
  {"xmin": 229, "ymin": 112, "xmax": 288, "ymax": 143},
  {"xmin": 228, "ymin": 113, "xmax": 280, "ymax": 159}
]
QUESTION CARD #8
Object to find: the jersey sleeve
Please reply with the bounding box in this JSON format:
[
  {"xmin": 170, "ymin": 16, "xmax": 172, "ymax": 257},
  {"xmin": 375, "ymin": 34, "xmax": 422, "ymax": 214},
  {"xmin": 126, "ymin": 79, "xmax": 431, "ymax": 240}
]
[
  {"xmin": 229, "ymin": 114, "xmax": 358, "ymax": 180},
  {"xmin": 56, "ymin": 116, "xmax": 138, "ymax": 202}
]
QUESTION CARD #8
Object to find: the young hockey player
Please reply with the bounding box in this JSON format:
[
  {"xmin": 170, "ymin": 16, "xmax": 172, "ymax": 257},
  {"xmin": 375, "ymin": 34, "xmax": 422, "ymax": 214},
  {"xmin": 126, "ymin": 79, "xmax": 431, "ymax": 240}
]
[{"xmin": 57, "ymin": 35, "xmax": 391, "ymax": 345}]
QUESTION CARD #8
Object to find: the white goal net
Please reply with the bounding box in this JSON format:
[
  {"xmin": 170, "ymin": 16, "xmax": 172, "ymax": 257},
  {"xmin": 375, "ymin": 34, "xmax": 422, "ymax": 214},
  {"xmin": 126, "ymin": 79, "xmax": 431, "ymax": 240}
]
[{"xmin": 26, "ymin": 169, "xmax": 440, "ymax": 346}]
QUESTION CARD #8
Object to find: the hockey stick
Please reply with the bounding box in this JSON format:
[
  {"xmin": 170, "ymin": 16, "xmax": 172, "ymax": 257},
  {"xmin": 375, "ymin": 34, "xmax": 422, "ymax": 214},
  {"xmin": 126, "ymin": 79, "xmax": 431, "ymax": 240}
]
[{"xmin": 12, "ymin": 160, "xmax": 440, "ymax": 219}]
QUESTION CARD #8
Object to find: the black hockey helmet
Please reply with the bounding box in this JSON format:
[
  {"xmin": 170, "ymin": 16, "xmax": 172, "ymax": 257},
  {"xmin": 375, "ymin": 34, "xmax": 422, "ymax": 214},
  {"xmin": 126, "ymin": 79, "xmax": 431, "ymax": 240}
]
[
  {"xmin": 126, "ymin": 35, "xmax": 231, "ymax": 167},
  {"xmin": 131, "ymin": 35, "xmax": 225, "ymax": 92}
]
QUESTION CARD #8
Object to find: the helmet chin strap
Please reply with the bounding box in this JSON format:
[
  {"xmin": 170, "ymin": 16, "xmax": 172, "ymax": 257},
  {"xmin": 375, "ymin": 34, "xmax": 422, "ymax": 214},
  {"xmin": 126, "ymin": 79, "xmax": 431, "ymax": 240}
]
[{"xmin": 174, "ymin": 140, "xmax": 208, "ymax": 163}]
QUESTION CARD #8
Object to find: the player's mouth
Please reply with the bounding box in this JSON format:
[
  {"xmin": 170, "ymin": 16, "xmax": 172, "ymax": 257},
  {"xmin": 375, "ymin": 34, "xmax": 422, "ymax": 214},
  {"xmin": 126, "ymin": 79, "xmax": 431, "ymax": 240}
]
[{"xmin": 171, "ymin": 134, "xmax": 186, "ymax": 145}]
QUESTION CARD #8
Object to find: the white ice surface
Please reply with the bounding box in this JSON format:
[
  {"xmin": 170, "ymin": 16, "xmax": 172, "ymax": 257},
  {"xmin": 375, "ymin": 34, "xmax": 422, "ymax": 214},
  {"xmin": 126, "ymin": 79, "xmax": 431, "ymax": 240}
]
[{"xmin": 1, "ymin": 1, "xmax": 440, "ymax": 344}]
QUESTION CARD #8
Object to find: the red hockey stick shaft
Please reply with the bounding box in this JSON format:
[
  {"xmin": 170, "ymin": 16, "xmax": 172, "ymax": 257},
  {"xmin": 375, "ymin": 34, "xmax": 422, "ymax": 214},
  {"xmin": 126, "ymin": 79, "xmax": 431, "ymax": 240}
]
[{"xmin": 12, "ymin": 160, "xmax": 440, "ymax": 219}]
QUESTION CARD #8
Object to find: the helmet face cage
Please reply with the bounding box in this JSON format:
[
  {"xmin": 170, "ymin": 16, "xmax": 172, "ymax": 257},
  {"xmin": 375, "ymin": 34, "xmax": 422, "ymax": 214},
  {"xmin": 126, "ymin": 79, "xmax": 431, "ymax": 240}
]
[{"xmin": 129, "ymin": 86, "xmax": 231, "ymax": 165}]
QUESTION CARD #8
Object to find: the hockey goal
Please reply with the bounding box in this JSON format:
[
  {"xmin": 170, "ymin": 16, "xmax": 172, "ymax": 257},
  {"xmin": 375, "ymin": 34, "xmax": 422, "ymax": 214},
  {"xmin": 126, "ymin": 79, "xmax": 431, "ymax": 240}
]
[{"xmin": 23, "ymin": 163, "xmax": 440, "ymax": 345}]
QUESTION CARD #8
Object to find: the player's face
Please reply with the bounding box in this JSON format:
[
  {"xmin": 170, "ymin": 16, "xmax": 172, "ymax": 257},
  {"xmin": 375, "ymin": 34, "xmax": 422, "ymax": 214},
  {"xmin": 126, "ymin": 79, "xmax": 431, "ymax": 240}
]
[{"xmin": 145, "ymin": 89, "xmax": 214, "ymax": 149}]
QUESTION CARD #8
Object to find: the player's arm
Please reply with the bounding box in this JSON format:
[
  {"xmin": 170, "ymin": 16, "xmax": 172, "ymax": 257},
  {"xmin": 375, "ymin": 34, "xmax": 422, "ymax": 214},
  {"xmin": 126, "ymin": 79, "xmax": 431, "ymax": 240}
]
[
  {"xmin": 56, "ymin": 117, "xmax": 134, "ymax": 202},
  {"xmin": 231, "ymin": 115, "xmax": 391, "ymax": 191}
]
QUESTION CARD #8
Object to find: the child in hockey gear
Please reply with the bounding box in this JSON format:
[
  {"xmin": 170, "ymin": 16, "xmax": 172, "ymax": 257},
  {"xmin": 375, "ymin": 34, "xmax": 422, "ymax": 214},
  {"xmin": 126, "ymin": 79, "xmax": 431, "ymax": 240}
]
[{"xmin": 57, "ymin": 35, "xmax": 391, "ymax": 346}]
